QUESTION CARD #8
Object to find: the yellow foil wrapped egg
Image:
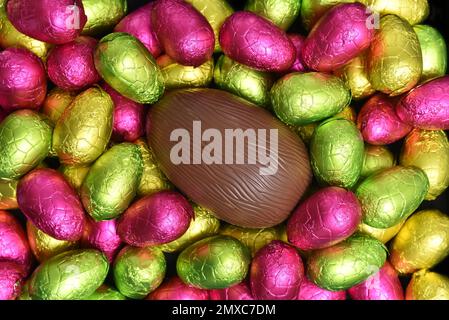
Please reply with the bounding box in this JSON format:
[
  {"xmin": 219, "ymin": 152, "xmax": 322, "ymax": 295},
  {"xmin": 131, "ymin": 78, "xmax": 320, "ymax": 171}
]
[
  {"xmin": 0, "ymin": 179, "xmax": 18, "ymax": 210},
  {"xmin": 406, "ymin": 270, "xmax": 449, "ymax": 300},
  {"xmin": 359, "ymin": 0, "xmax": 429, "ymax": 26},
  {"xmin": 358, "ymin": 221, "xmax": 403, "ymax": 244}
]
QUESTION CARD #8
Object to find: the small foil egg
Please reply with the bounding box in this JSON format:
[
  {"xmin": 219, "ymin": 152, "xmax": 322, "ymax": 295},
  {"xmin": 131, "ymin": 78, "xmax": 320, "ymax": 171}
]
[
  {"xmin": 300, "ymin": 0, "xmax": 355, "ymax": 30},
  {"xmin": 210, "ymin": 282, "xmax": 254, "ymax": 300},
  {"xmin": 41, "ymin": 88, "xmax": 77, "ymax": 125},
  {"xmin": 358, "ymin": 0, "xmax": 429, "ymax": 25},
  {"xmin": 147, "ymin": 276, "xmax": 210, "ymax": 300},
  {"xmin": 406, "ymin": 270, "xmax": 449, "ymax": 300},
  {"xmin": 86, "ymin": 285, "xmax": 127, "ymax": 300},
  {"xmin": 0, "ymin": 179, "xmax": 18, "ymax": 210},
  {"xmin": 245, "ymin": 0, "xmax": 301, "ymax": 30},
  {"xmin": 297, "ymin": 277, "xmax": 346, "ymax": 300},
  {"xmin": 358, "ymin": 221, "xmax": 404, "ymax": 244},
  {"xmin": 81, "ymin": 0, "xmax": 127, "ymax": 36},
  {"xmin": 287, "ymin": 34, "xmax": 307, "ymax": 73},
  {"xmin": 0, "ymin": 262, "xmax": 23, "ymax": 300},
  {"xmin": 81, "ymin": 218, "xmax": 122, "ymax": 263},
  {"xmin": 361, "ymin": 145, "xmax": 396, "ymax": 179},
  {"xmin": 59, "ymin": 165, "xmax": 90, "ymax": 191}
]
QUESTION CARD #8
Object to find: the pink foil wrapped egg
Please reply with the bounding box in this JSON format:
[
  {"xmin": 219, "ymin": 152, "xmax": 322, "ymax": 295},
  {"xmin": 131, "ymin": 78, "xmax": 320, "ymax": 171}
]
[
  {"xmin": 302, "ymin": 3, "xmax": 374, "ymax": 72},
  {"xmin": 210, "ymin": 282, "xmax": 254, "ymax": 300},
  {"xmin": 287, "ymin": 34, "xmax": 307, "ymax": 73},
  {"xmin": 219, "ymin": 11, "xmax": 295, "ymax": 72},
  {"xmin": 152, "ymin": 0, "xmax": 214, "ymax": 66},
  {"xmin": 6, "ymin": 0, "xmax": 87, "ymax": 44},
  {"xmin": 114, "ymin": 3, "xmax": 162, "ymax": 58},
  {"xmin": 348, "ymin": 262, "xmax": 404, "ymax": 300},
  {"xmin": 0, "ymin": 211, "xmax": 32, "ymax": 276},
  {"xmin": 250, "ymin": 241, "xmax": 304, "ymax": 300},
  {"xmin": 17, "ymin": 168, "xmax": 86, "ymax": 241},
  {"xmin": 358, "ymin": 94, "xmax": 412, "ymax": 145},
  {"xmin": 47, "ymin": 36, "xmax": 101, "ymax": 91},
  {"xmin": 0, "ymin": 262, "xmax": 23, "ymax": 300},
  {"xmin": 0, "ymin": 48, "xmax": 47, "ymax": 111},
  {"xmin": 147, "ymin": 276, "xmax": 209, "ymax": 300},
  {"xmin": 297, "ymin": 277, "xmax": 346, "ymax": 300},
  {"xmin": 396, "ymin": 76, "xmax": 449, "ymax": 130},
  {"xmin": 81, "ymin": 218, "xmax": 122, "ymax": 263},
  {"xmin": 117, "ymin": 191, "xmax": 194, "ymax": 247},
  {"xmin": 287, "ymin": 187, "xmax": 362, "ymax": 251}
]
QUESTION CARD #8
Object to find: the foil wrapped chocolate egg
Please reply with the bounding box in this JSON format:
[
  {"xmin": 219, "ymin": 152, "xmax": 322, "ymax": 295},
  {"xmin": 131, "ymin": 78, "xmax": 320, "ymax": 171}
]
[
  {"xmin": 17, "ymin": 168, "xmax": 86, "ymax": 241},
  {"xmin": 160, "ymin": 204, "xmax": 220, "ymax": 253},
  {"xmin": 148, "ymin": 89, "xmax": 312, "ymax": 228},
  {"xmin": 113, "ymin": 246, "xmax": 166, "ymax": 299},
  {"xmin": 41, "ymin": 88, "xmax": 77, "ymax": 125},
  {"xmin": 0, "ymin": 262, "xmax": 23, "ymax": 300},
  {"xmin": 396, "ymin": 76, "xmax": 449, "ymax": 130},
  {"xmin": 310, "ymin": 118, "xmax": 364, "ymax": 188},
  {"xmin": 358, "ymin": 0, "xmax": 429, "ymax": 25},
  {"xmin": 6, "ymin": 0, "xmax": 87, "ymax": 44},
  {"xmin": 29, "ymin": 249, "xmax": 109, "ymax": 300},
  {"xmin": 406, "ymin": 270, "xmax": 449, "ymax": 300},
  {"xmin": 53, "ymin": 87, "xmax": 113, "ymax": 165},
  {"xmin": 0, "ymin": 48, "xmax": 47, "ymax": 111},
  {"xmin": 0, "ymin": 110, "xmax": 52, "ymax": 180},
  {"xmin": 367, "ymin": 15, "xmax": 422, "ymax": 96},
  {"xmin": 390, "ymin": 210, "xmax": 449, "ymax": 274},
  {"xmin": 219, "ymin": 11, "xmax": 295, "ymax": 72},
  {"xmin": 356, "ymin": 166, "xmax": 429, "ymax": 229},
  {"xmin": 81, "ymin": 0, "xmax": 127, "ymax": 36},
  {"xmin": 302, "ymin": 3, "xmax": 374, "ymax": 72},
  {"xmin": 147, "ymin": 276, "xmax": 210, "ymax": 300},
  {"xmin": 287, "ymin": 187, "xmax": 362, "ymax": 250},
  {"xmin": 361, "ymin": 145, "xmax": 395, "ymax": 179},
  {"xmin": 357, "ymin": 94, "xmax": 411, "ymax": 145},
  {"xmin": 152, "ymin": 0, "xmax": 215, "ymax": 67},
  {"xmin": 271, "ymin": 72, "xmax": 351, "ymax": 126},
  {"xmin": 358, "ymin": 221, "xmax": 403, "ymax": 244},
  {"xmin": 245, "ymin": 0, "xmax": 301, "ymax": 30},
  {"xmin": 214, "ymin": 55, "xmax": 274, "ymax": 107},
  {"xmin": 400, "ymin": 129, "xmax": 449, "ymax": 200},
  {"xmin": 414, "ymin": 25, "xmax": 447, "ymax": 82},
  {"xmin": 114, "ymin": 3, "xmax": 161, "ymax": 58},
  {"xmin": 0, "ymin": 179, "xmax": 18, "ymax": 210},
  {"xmin": 250, "ymin": 241, "xmax": 304, "ymax": 300},
  {"xmin": 47, "ymin": 36, "xmax": 100, "ymax": 91},
  {"xmin": 307, "ymin": 233, "xmax": 387, "ymax": 291},
  {"xmin": 59, "ymin": 165, "xmax": 90, "ymax": 191},
  {"xmin": 81, "ymin": 219, "xmax": 121, "ymax": 263},
  {"xmin": 81, "ymin": 143, "xmax": 143, "ymax": 221},
  {"xmin": 86, "ymin": 285, "xmax": 126, "ymax": 300},
  {"xmin": 297, "ymin": 277, "xmax": 346, "ymax": 300},
  {"xmin": 177, "ymin": 236, "xmax": 251, "ymax": 289},
  {"xmin": 209, "ymin": 282, "xmax": 254, "ymax": 300},
  {"xmin": 94, "ymin": 33, "xmax": 165, "ymax": 104},
  {"xmin": 348, "ymin": 261, "xmax": 404, "ymax": 300},
  {"xmin": 287, "ymin": 34, "xmax": 307, "ymax": 73},
  {"xmin": 300, "ymin": 0, "xmax": 355, "ymax": 30},
  {"xmin": 27, "ymin": 221, "xmax": 78, "ymax": 263}
]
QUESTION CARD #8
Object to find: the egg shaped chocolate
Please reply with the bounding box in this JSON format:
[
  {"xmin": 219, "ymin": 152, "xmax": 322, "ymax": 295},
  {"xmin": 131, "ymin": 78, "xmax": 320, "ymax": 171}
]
[
  {"xmin": 148, "ymin": 89, "xmax": 311, "ymax": 228},
  {"xmin": 59, "ymin": 165, "xmax": 90, "ymax": 191},
  {"xmin": 361, "ymin": 145, "xmax": 396, "ymax": 178},
  {"xmin": 245, "ymin": 0, "xmax": 300, "ymax": 30},
  {"xmin": 297, "ymin": 277, "xmax": 346, "ymax": 300},
  {"xmin": 0, "ymin": 262, "xmax": 23, "ymax": 300},
  {"xmin": 300, "ymin": 0, "xmax": 355, "ymax": 30},
  {"xmin": 147, "ymin": 276, "xmax": 210, "ymax": 300},
  {"xmin": 85, "ymin": 285, "xmax": 126, "ymax": 300},
  {"xmin": 41, "ymin": 88, "xmax": 77, "ymax": 125},
  {"xmin": 81, "ymin": 218, "xmax": 121, "ymax": 263},
  {"xmin": 358, "ymin": 221, "xmax": 404, "ymax": 244},
  {"xmin": 406, "ymin": 270, "xmax": 449, "ymax": 300},
  {"xmin": 287, "ymin": 34, "xmax": 307, "ymax": 73},
  {"xmin": 358, "ymin": 0, "xmax": 429, "ymax": 25},
  {"xmin": 0, "ymin": 179, "xmax": 18, "ymax": 210},
  {"xmin": 209, "ymin": 282, "xmax": 254, "ymax": 300},
  {"xmin": 81, "ymin": 0, "xmax": 127, "ymax": 36}
]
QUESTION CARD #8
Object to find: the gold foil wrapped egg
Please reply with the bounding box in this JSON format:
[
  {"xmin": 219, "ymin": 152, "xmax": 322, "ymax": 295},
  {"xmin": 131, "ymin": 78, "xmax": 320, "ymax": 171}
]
[
  {"xmin": 81, "ymin": 0, "xmax": 128, "ymax": 36},
  {"xmin": 59, "ymin": 165, "xmax": 90, "ymax": 191},
  {"xmin": 406, "ymin": 270, "xmax": 449, "ymax": 300},
  {"xmin": 0, "ymin": 179, "xmax": 18, "ymax": 210},
  {"xmin": 358, "ymin": 0, "xmax": 429, "ymax": 26},
  {"xmin": 245, "ymin": 0, "xmax": 301, "ymax": 30},
  {"xmin": 358, "ymin": 221, "xmax": 403, "ymax": 244},
  {"xmin": 41, "ymin": 88, "xmax": 77, "ymax": 125}
]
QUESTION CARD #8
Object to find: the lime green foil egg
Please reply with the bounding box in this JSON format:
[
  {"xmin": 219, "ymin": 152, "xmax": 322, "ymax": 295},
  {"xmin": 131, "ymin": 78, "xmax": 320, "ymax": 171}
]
[
  {"xmin": 214, "ymin": 55, "xmax": 274, "ymax": 108},
  {"xmin": 177, "ymin": 235, "xmax": 251, "ymax": 289},
  {"xmin": 307, "ymin": 233, "xmax": 387, "ymax": 291},
  {"xmin": 310, "ymin": 118, "xmax": 364, "ymax": 188},
  {"xmin": 81, "ymin": 143, "xmax": 143, "ymax": 221},
  {"xmin": 59, "ymin": 165, "xmax": 90, "ymax": 191},
  {"xmin": 361, "ymin": 144, "xmax": 396, "ymax": 178},
  {"xmin": 113, "ymin": 246, "xmax": 166, "ymax": 299},
  {"xmin": 94, "ymin": 32, "xmax": 165, "ymax": 104},
  {"xmin": 0, "ymin": 110, "xmax": 52, "ymax": 180},
  {"xmin": 356, "ymin": 166, "xmax": 429, "ymax": 229},
  {"xmin": 271, "ymin": 72, "xmax": 351, "ymax": 126},
  {"xmin": 245, "ymin": 0, "xmax": 301, "ymax": 30},
  {"xmin": 52, "ymin": 87, "xmax": 113, "ymax": 166},
  {"xmin": 0, "ymin": 178, "xmax": 18, "ymax": 210},
  {"xmin": 81, "ymin": 0, "xmax": 127, "ymax": 36},
  {"xmin": 86, "ymin": 285, "xmax": 127, "ymax": 300},
  {"xmin": 300, "ymin": 0, "xmax": 355, "ymax": 30},
  {"xmin": 29, "ymin": 249, "xmax": 109, "ymax": 300}
]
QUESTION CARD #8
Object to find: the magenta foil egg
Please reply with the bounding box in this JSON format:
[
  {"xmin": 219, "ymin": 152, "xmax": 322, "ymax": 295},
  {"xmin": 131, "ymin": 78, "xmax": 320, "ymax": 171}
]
[
  {"xmin": 152, "ymin": 0, "xmax": 214, "ymax": 66},
  {"xmin": 250, "ymin": 241, "xmax": 304, "ymax": 300},
  {"xmin": 81, "ymin": 218, "xmax": 122, "ymax": 263},
  {"xmin": 358, "ymin": 94, "xmax": 412, "ymax": 145},
  {"xmin": 0, "ymin": 48, "xmax": 47, "ymax": 111},
  {"xmin": 17, "ymin": 168, "xmax": 86, "ymax": 241},
  {"xmin": 210, "ymin": 282, "xmax": 254, "ymax": 300},
  {"xmin": 114, "ymin": 3, "xmax": 162, "ymax": 58},
  {"xmin": 147, "ymin": 276, "xmax": 209, "ymax": 300},
  {"xmin": 348, "ymin": 262, "xmax": 404, "ymax": 300},
  {"xmin": 117, "ymin": 191, "xmax": 194, "ymax": 247},
  {"xmin": 0, "ymin": 262, "xmax": 23, "ymax": 300},
  {"xmin": 302, "ymin": 3, "xmax": 374, "ymax": 72},
  {"xmin": 47, "ymin": 36, "xmax": 101, "ymax": 91},
  {"xmin": 287, "ymin": 187, "xmax": 362, "ymax": 251},
  {"xmin": 6, "ymin": 0, "xmax": 87, "ymax": 44},
  {"xmin": 287, "ymin": 34, "xmax": 307, "ymax": 73},
  {"xmin": 297, "ymin": 277, "xmax": 346, "ymax": 300},
  {"xmin": 219, "ymin": 11, "xmax": 295, "ymax": 72},
  {"xmin": 396, "ymin": 76, "xmax": 449, "ymax": 130}
]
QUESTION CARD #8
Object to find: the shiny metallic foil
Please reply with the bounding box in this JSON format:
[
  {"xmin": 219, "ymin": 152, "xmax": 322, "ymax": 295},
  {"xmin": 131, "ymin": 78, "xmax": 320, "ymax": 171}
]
[
  {"xmin": 209, "ymin": 282, "xmax": 254, "ymax": 300},
  {"xmin": 59, "ymin": 165, "xmax": 90, "ymax": 191},
  {"xmin": 147, "ymin": 276, "xmax": 210, "ymax": 300},
  {"xmin": 86, "ymin": 285, "xmax": 127, "ymax": 300},
  {"xmin": 406, "ymin": 270, "xmax": 449, "ymax": 300},
  {"xmin": 245, "ymin": 0, "xmax": 301, "ymax": 30},
  {"xmin": 0, "ymin": 179, "xmax": 18, "ymax": 210},
  {"xmin": 358, "ymin": 221, "xmax": 403, "ymax": 244},
  {"xmin": 300, "ymin": 0, "xmax": 355, "ymax": 30},
  {"xmin": 81, "ymin": 0, "xmax": 127, "ymax": 36},
  {"xmin": 361, "ymin": 145, "xmax": 395, "ymax": 178},
  {"xmin": 358, "ymin": 0, "xmax": 429, "ymax": 25},
  {"xmin": 42, "ymin": 88, "xmax": 77, "ymax": 125}
]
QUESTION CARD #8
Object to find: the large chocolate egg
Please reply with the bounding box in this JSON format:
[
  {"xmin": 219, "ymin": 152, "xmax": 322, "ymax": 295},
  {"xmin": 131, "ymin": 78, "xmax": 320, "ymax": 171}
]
[{"xmin": 148, "ymin": 89, "xmax": 311, "ymax": 228}]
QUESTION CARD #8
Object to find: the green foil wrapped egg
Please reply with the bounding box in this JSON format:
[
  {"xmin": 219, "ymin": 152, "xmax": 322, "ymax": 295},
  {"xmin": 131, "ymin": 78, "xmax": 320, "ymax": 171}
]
[
  {"xmin": 214, "ymin": 55, "xmax": 274, "ymax": 108},
  {"xmin": 406, "ymin": 270, "xmax": 449, "ymax": 300},
  {"xmin": 361, "ymin": 144, "xmax": 396, "ymax": 178},
  {"xmin": 245, "ymin": 0, "xmax": 301, "ymax": 30},
  {"xmin": 59, "ymin": 165, "xmax": 90, "ymax": 191},
  {"xmin": 52, "ymin": 87, "xmax": 113, "ymax": 166},
  {"xmin": 300, "ymin": 0, "xmax": 355, "ymax": 30},
  {"xmin": 307, "ymin": 233, "xmax": 387, "ymax": 291},
  {"xmin": 271, "ymin": 72, "xmax": 351, "ymax": 126},
  {"xmin": 356, "ymin": 166, "xmax": 429, "ymax": 229},
  {"xmin": 41, "ymin": 88, "xmax": 77, "ymax": 125},
  {"xmin": 29, "ymin": 249, "xmax": 109, "ymax": 300},
  {"xmin": 0, "ymin": 110, "xmax": 52, "ymax": 180},
  {"xmin": 310, "ymin": 118, "xmax": 364, "ymax": 188},
  {"xmin": 113, "ymin": 246, "xmax": 166, "ymax": 299},
  {"xmin": 85, "ymin": 285, "xmax": 127, "ymax": 300},
  {"xmin": 0, "ymin": 178, "xmax": 18, "ymax": 210},
  {"xmin": 400, "ymin": 129, "xmax": 449, "ymax": 200},
  {"xmin": 358, "ymin": 0, "xmax": 429, "ymax": 26},
  {"xmin": 177, "ymin": 235, "xmax": 251, "ymax": 289},
  {"xmin": 94, "ymin": 32, "xmax": 165, "ymax": 104},
  {"xmin": 81, "ymin": 0, "xmax": 127, "ymax": 36},
  {"xmin": 81, "ymin": 143, "xmax": 143, "ymax": 221}
]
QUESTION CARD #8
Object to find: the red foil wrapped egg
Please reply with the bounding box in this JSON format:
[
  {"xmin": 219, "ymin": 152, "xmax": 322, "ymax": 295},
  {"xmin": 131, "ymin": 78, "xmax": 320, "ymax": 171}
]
[
  {"xmin": 82, "ymin": 218, "xmax": 122, "ymax": 263},
  {"xmin": 147, "ymin": 276, "xmax": 209, "ymax": 300}
]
